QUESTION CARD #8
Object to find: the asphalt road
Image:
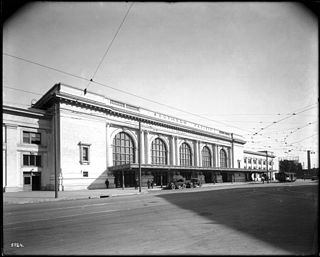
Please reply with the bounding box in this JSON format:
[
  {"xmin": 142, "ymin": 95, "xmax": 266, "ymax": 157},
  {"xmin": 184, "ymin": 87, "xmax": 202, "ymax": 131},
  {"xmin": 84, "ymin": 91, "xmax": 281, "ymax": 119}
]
[{"xmin": 3, "ymin": 183, "xmax": 318, "ymax": 255}]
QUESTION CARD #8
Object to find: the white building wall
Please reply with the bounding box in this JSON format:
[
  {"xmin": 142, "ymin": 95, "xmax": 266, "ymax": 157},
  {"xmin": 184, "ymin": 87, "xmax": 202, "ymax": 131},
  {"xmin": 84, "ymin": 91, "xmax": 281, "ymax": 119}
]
[
  {"xmin": 59, "ymin": 106, "xmax": 107, "ymax": 190},
  {"xmin": 3, "ymin": 111, "xmax": 52, "ymax": 192},
  {"xmin": 234, "ymin": 143, "xmax": 244, "ymax": 168},
  {"xmin": 4, "ymin": 124, "xmax": 19, "ymax": 191}
]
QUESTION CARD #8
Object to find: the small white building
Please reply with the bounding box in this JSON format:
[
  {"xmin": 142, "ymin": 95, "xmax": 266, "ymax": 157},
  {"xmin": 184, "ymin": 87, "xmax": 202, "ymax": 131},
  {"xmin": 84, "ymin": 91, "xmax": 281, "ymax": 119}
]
[
  {"xmin": 3, "ymin": 83, "xmax": 276, "ymax": 191},
  {"xmin": 243, "ymin": 150, "xmax": 276, "ymax": 181}
]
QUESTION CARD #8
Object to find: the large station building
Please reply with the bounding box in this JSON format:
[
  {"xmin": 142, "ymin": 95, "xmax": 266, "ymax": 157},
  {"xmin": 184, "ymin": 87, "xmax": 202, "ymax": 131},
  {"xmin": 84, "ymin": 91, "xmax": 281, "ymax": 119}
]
[{"xmin": 3, "ymin": 83, "xmax": 276, "ymax": 192}]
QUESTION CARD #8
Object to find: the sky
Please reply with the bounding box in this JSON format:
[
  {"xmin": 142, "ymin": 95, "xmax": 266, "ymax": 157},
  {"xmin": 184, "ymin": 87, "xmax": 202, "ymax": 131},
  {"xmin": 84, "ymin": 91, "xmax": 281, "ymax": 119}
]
[{"xmin": 3, "ymin": 2, "xmax": 319, "ymax": 168}]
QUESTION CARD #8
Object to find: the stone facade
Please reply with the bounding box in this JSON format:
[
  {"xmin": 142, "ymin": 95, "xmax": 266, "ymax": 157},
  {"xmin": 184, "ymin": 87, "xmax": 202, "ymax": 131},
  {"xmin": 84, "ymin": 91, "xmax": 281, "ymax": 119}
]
[{"xmin": 3, "ymin": 83, "xmax": 276, "ymax": 191}]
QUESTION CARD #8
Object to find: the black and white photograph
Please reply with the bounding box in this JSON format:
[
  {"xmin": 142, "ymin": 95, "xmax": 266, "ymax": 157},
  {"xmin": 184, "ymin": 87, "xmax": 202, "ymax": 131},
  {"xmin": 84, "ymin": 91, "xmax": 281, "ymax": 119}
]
[{"xmin": 2, "ymin": 1, "xmax": 318, "ymax": 255}]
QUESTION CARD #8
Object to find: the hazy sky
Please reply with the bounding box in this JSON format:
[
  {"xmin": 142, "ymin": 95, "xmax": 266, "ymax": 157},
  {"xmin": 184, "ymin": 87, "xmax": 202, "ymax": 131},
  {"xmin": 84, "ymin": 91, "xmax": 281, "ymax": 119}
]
[{"xmin": 3, "ymin": 2, "xmax": 318, "ymax": 167}]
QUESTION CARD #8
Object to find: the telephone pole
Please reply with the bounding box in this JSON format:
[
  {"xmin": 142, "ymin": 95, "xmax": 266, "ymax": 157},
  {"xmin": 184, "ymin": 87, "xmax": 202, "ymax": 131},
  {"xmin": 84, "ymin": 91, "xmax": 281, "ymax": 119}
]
[{"xmin": 138, "ymin": 121, "xmax": 142, "ymax": 193}]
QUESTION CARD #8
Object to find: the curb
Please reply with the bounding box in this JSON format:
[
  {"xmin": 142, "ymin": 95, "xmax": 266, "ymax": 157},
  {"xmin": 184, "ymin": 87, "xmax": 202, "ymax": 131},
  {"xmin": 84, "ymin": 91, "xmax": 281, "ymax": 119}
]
[{"xmin": 3, "ymin": 181, "xmax": 316, "ymax": 204}]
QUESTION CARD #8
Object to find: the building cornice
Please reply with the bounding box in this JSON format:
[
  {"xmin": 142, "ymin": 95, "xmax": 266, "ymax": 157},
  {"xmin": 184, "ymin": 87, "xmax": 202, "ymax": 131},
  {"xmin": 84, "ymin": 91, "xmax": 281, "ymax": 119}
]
[
  {"xmin": 3, "ymin": 105, "xmax": 52, "ymax": 119},
  {"xmin": 32, "ymin": 83, "xmax": 247, "ymax": 144},
  {"xmin": 244, "ymin": 150, "xmax": 275, "ymax": 158}
]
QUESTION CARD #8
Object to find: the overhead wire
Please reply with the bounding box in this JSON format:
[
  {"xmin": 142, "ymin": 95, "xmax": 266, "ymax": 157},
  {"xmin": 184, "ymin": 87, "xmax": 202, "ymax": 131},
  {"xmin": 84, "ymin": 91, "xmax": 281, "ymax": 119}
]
[
  {"xmin": 287, "ymin": 133, "xmax": 318, "ymax": 145},
  {"xmin": 3, "ymin": 52, "xmax": 250, "ymax": 133},
  {"xmin": 284, "ymin": 120, "xmax": 318, "ymax": 143},
  {"xmin": 3, "ymin": 85, "xmax": 43, "ymax": 95},
  {"xmin": 251, "ymin": 103, "xmax": 318, "ymax": 136},
  {"xmin": 84, "ymin": 2, "xmax": 134, "ymax": 94}
]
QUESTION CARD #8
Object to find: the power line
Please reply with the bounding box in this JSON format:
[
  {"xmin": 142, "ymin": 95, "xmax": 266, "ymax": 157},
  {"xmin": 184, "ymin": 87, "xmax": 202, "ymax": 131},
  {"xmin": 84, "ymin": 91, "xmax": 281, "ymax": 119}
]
[
  {"xmin": 84, "ymin": 2, "xmax": 134, "ymax": 94},
  {"xmin": 289, "ymin": 133, "xmax": 318, "ymax": 145},
  {"xmin": 251, "ymin": 103, "xmax": 318, "ymax": 136},
  {"xmin": 92, "ymin": 80, "xmax": 251, "ymax": 132},
  {"xmin": 3, "ymin": 53, "xmax": 89, "ymax": 81},
  {"xmin": 284, "ymin": 120, "xmax": 318, "ymax": 142},
  {"xmin": 3, "ymin": 53, "xmax": 250, "ymax": 133},
  {"xmin": 3, "ymin": 85, "xmax": 43, "ymax": 95}
]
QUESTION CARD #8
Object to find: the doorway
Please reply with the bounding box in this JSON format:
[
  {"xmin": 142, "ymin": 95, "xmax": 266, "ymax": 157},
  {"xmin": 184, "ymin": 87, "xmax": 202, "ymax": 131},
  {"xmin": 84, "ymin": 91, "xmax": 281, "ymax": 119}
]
[
  {"xmin": 153, "ymin": 172, "xmax": 168, "ymax": 187},
  {"xmin": 221, "ymin": 172, "xmax": 232, "ymax": 182},
  {"xmin": 32, "ymin": 174, "xmax": 41, "ymax": 190},
  {"xmin": 23, "ymin": 172, "xmax": 41, "ymax": 191}
]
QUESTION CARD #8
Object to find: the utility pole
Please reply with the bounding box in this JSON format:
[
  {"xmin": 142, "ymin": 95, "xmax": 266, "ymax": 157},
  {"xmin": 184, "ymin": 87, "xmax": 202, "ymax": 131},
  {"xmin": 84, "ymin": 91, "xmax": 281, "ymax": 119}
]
[
  {"xmin": 307, "ymin": 150, "xmax": 311, "ymax": 173},
  {"xmin": 307, "ymin": 150, "xmax": 315, "ymax": 176},
  {"xmin": 138, "ymin": 121, "xmax": 142, "ymax": 193},
  {"xmin": 266, "ymin": 151, "xmax": 269, "ymax": 183},
  {"xmin": 54, "ymin": 101, "xmax": 59, "ymax": 198}
]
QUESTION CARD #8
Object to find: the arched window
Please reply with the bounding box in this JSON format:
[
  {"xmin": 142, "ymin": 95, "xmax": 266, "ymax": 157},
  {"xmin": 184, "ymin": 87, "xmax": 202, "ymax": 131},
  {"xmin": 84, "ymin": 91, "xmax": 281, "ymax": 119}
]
[
  {"xmin": 112, "ymin": 132, "xmax": 135, "ymax": 166},
  {"xmin": 202, "ymin": 146, "xmax": 211, "ymax": 167},
  {"xmin": 151, "ymin": 138, "xmax": 167, "ymax": 165},
  {"xmin": 180, "ymin": 143, "xmax": 192, "ymax": 166},
  {"xmin": 220, "ymin": 149, "xmax": 227, "ymax": 168}
]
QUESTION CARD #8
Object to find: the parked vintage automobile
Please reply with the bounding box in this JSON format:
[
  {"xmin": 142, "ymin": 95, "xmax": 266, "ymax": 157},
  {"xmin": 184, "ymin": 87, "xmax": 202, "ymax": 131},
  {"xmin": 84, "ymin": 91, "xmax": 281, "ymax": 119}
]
[
  {"xmin": 166, "ymin": 178, "xmax": 187, "ymax": 189},
  {"xmin": 186, "ymin": 178, "xmax": 202, "ymax": 188}
]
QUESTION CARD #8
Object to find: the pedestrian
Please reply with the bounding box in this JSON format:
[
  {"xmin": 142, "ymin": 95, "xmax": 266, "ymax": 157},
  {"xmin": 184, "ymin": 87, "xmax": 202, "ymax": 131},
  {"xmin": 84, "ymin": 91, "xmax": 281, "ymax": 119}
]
[
  {"xmin": 151, "ymin": 180, "xmax": 154, "ymax": 189},
  {"xmin": 261, "ymin": 176, "xmax": 265, "ymax": 184},
  {"xmin": 147, "ymin": 180, "xmax": 150, "ymax": 189},
  {"xmin": 135, "ymin": 178, "xmax": 138, "ymax": 190},
  {"xmin": 105, "ymin": 178, "xmax": 109, "ymax": 189}
]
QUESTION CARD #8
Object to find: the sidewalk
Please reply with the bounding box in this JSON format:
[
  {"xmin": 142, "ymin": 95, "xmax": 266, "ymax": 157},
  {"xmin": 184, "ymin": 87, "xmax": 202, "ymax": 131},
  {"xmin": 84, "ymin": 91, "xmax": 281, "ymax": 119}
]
[
  {"xmin": 3, "ymin": 187, "xmax": 161, "ymax": 204},
  {"xmin": 3, "ymin": 180, "xmax": 316, "ymax": 204}
]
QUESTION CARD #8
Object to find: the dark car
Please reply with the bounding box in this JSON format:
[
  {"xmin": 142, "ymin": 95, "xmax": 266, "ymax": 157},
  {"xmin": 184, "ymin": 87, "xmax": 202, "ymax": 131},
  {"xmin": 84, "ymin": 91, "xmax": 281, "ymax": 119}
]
[
  {"xmin": 186, "ymin": 178, "xmax": 202, "ymax": 188},
  {"xmin": 166, "ymin": 178, "xmax": 186, "ymax": 189}
]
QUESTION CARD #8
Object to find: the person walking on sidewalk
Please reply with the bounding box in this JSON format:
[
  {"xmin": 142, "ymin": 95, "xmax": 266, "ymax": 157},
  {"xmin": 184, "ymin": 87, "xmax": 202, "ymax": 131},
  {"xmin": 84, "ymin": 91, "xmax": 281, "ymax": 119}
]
[
  {"xmin": 105, "ymin": 179, "xmax": 109, "ymax": 189},
  {"xmin": 151, "ymin": 180, "xmax": 154, "ymax": 189},
  {"xmin": 147, "ymin": 180, "xmax": 151, "ymax": 189}
]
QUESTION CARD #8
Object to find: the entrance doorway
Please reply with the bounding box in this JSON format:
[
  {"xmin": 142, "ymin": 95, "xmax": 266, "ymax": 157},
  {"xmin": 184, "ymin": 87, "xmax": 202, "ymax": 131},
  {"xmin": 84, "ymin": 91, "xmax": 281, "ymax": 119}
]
[
  {"xmin": 153, "ymin": 172, "xmax": 168, "ymax": 187},
  {"xmin": 114, "ymin": 171, "xmax": 136, "ymax": 188},
  {"xmin": 23, "ymin": 172, "xmax": 41, "ymax": 191},
  {"xmin": 32, "ymin": 174, "xmax": 41, "ymax": 190},
  {"xmin": 221, "ymin": 172, "xmax": 232, "ymax": 182},
  {"xmin": 204, "ymin": 171, "xmax": 213, "ymax": 183}
]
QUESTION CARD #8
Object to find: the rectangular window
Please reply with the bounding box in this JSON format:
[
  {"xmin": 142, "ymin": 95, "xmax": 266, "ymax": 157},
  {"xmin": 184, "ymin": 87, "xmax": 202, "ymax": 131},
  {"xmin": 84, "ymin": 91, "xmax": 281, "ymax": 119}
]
[
  {"xmin": 82, "ymin": 147, "xmax": 89, "ymax": 162},
  {"xmin": 83, "ymin": 171, "xmax": 89, "ymax": 177},
  {"xmin": 23, "ymin": 155, "xmax": 41, "ymax": 167},
  {"xmin": 79, "ymin": 142, "xmax": 91, "ymax": 164},
  {"xmin": 23, "ymin": 131, "xmax": 41, "ymax": 145},
  {"xmin": 24, "ymin": 177, "xmax": 31, "ymax": 185}
]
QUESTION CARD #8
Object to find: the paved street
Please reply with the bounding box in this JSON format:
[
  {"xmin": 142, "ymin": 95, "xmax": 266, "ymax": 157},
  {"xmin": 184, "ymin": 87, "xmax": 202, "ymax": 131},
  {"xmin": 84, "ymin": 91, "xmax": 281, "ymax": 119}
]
[{"xmin": 3, "ymin": 183, "xmax": 318, "ymax": 255}]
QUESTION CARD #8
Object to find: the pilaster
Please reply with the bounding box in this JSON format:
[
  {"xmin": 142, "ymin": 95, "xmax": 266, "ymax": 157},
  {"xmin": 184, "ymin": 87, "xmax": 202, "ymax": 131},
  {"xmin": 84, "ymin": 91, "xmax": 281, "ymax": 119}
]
[
  {"xmin": 140, "ymin": 129, "xmax": 145, "ymax": 164},
  {"xmin": 169, "ymin": 136, "xmax": 175, "ymax": 165},
  {"xmin": 175, "ymin": 137, "xmax": 179, "ymax": 166},
  {"xmin": 106, "ymin": 123, "xmax": 113, "ymax": 167},
  {"xmin": 144, "ymin": 131, "xmax": 150, "ymax": 164},
  {"xmin": 5, "ymin": 124, "xmax": 20, "ymax": 191},
  {"xmin": 216, "ymin": 145, "xmax": 220, "ymax": 168}
]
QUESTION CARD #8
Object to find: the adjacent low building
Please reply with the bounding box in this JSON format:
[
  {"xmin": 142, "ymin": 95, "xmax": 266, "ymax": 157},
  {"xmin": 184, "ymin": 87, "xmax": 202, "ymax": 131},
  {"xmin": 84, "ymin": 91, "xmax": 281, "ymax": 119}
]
[{"xmin": 3, "ymin": 83, "xmax": 276, "ymax": 192}]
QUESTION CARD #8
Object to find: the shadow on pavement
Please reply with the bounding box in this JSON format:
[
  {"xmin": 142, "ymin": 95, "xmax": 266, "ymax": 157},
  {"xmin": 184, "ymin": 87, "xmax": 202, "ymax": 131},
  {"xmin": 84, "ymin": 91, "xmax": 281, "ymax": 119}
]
[{"xmin": 154, "ymin": 185, "xmax": 318, "ymax": 255}]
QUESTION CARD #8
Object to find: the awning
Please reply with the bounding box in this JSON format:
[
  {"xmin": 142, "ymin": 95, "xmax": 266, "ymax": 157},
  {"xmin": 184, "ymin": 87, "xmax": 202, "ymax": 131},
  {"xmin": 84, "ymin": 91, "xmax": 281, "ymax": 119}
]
[{"xmin": 108, "ymin": 163, "xmax": 268, "ymax": 173}]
